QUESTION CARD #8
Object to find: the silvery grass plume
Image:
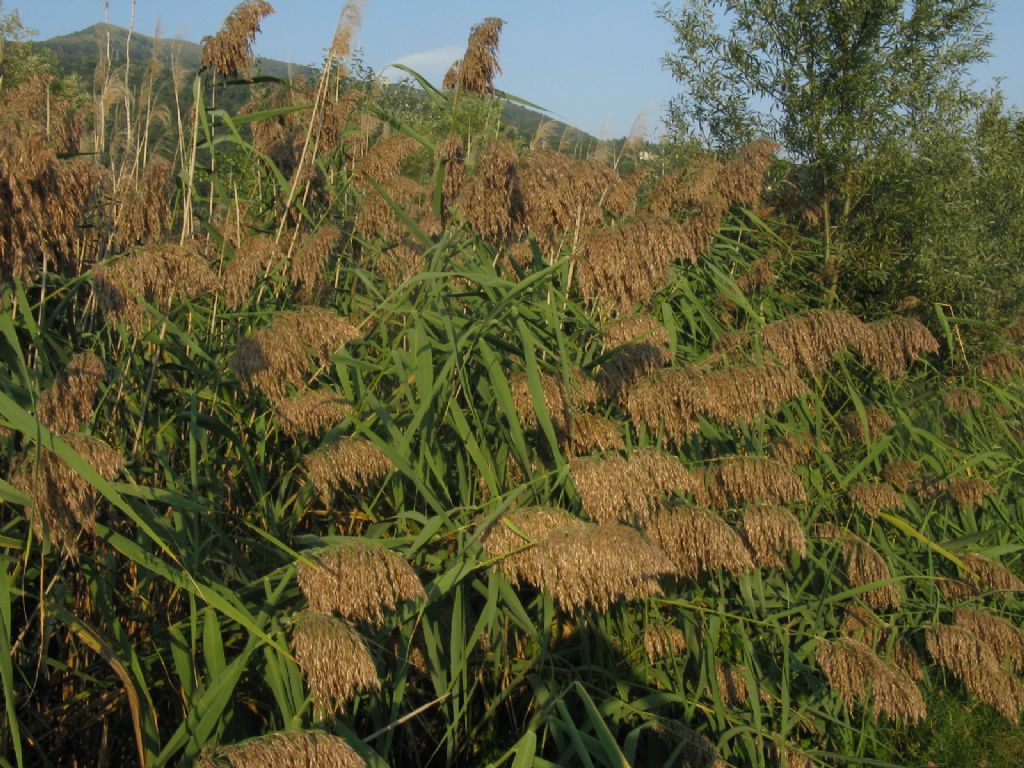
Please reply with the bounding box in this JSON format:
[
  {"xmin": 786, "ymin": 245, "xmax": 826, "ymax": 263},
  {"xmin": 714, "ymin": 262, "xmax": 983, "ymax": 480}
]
[
  {"xmin": 707, "ymin": 457, "xmax": 807, "ymax": 509},
  {"xmin": 761, "ymin": 310, "xmax": 870, "ymax": 376},
  {"xmin": 201, "ymin": 0, "xmax": 275, "ymax": 80},
  {"xmin": 196, "ymin": 730, "xmax": 365, "ymax": 768},
  {"xmin": 848, "ymin": 482, "xmax": 905, "ymax": 517},
  {"xmin": 854, "ymin": 317, "xmax": 939, "ymax": 380},
  {"xmin": 222, "ymin": 235, "xmax": 283, "ymax": 310},
  {"xmin": 275, "ymin": 390, "xmax": 352, "ymax": 439},
  {"xmin": 962, "ymin": 553, "xmax": 1024, "ymax": 594},
  {"xmin": 943, "ymin": 387, "xmax": 983, "ymax": 414},
  {"xmin": 289, "ymin": 611, "xmax": 379, "ymax": 714},
  {"xmin": 456, "ymin": 139, "xmax": 523, "ymax": 242},
  {"xmin": 881, "ymin": 459, "xmax": 919, "ymax": 492},
  {"xmin": 93, "ymin": 241, "xmax": 217, "ymax": 332},
  {"xmin": 642, "ymin": 503, "xmax": 754, "ymax": 578},
  {"xmin": 953, "ymin": 609, "xmax": 1024, "ymax": 672},
  {"xmin": 479, "ymin": 506, "xmax": 674, "ymax": 613},
  {"xmin": 291, "ymin": 226, "xmax": 342, "ymax": 300},
  {"xmin": 816, "ymin": 638, "xmax": 927, "ymax": 725},
  {"xmin": 625, "ymin": 363, "xmax": 807, "ymax": 443},
  {"xmin": 843, "ymin": 405, "xmax": 895, "ymax": 444},
  {"xmin": 925, "ymin": 623, "xmax": 1024, "ymax": 723},
  {"xmin": 230, "ymin": 307, "xmax": 360, "ymax": 400},
  {"xmin": 296, "ymin": 543, "xmax": 424, "ymax": 625},
  {"xmin": 444, "ymin": 18, "xmax": 505, "ymax": 96},
  {"xmin": 570, "ymin": 448, "xmax": 709, "ymax": 525},
  {"xmin": 644, "ymin": 624, "xmax": 687, "ymax": 663},
  {"xmin": 303, "ymin": 437, "xmax": 394, "ymax": 499},
  {"xmin": 818, "ymin": 524, "xmax": 900, "ymax": 610},
  {"xmin": 739, "ymin": 505, "xmax": 807, "ymax": 568},
  {"xmin": 36, "ymin": 352, "xmax": 105, "ymax": 434},
  {"xmin": 980, "ymin": 351, "xmax": 1024, "ymax": 381},
  {"xmin": 111, "ymin": 158, "xmax": 173, "ymax": 251}
]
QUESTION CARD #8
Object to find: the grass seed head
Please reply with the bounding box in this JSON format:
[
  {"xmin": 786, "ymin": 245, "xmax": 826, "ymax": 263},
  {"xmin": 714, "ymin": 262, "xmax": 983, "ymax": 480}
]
[
  {"xmin": 707, "ymin": 457, "xmax": 807, "ymax": 509},
  {"xmin": 37, "ymin": 352, "xmax": 105, "ymax": 434},
  {"xmin": 945, "ymin": 476, "xmax": 995, "ymax": 511},
  {"xmin": 644, "ymin": 625, "xmax": 686, "ymax": 662},
  {"xmin": 849, "ymin": 482, "xmax": 904, "ymax": 516},
  {"xmin": 963, "ymin": 554, "xmax": 1024, "ymax": 594},
  {"xmin": 954, "ymin": 609, "xmax": 1024, "ymax": 672},
  {"xmin": 943, "ymin": 387, "xmax": 983, "ymax": 414},
  {"xmin": 565, "ymin": 413, "xmax": 625, "ymax": 455},
  {"xmin": 290, "ymin": 611, "xmax": 378, "ymax": 714},
  {"xmin": 854, "ymin": 317, "xmax": 939, "ymax": 380},
  {"xmin": 844, "ymin": 405, "xmax": 895, "ymax": 444},
  {"xmin": 448, "ymin": 18, "xmax": 505, "ymax": 95},
  {"xmin": 762, "ymin": 309, "xmax": 870, "ymax": 375},
  {"xmin": 643, "ymin": 504, "xmax": 754, "ymax": 578},
  {"xmin": 275, "ymin": 390, "xmax": 352, "ymax": 438},
  {"xmin": 111, "ymin": 158, "xmax": 173, "ymax": 250},
  {"xmin": 740, "ymin": 505, "xmax": 807, "ymax": 568},
  {"xmin": 196, "ymin": 730, "xmax": 366, "ymax": 768},
  {"xmin": 768, "ymin": 433, "xmax": 818, "ymax": 465},
  {"xmin": 456, "ymin": 138, "xmax": 522, "ymax": 242},
  {"xmin": 817, "ymin": 638, "xmax": 926, "ymax": 724},
  {"xmin": 303, "ymin": 438, "xmax": 393, "ymax": 499},
  {"xmin": 222, "ymin": 235, "xmax": 282, "ymax": 310},
  {"xmin": 926, "ymin": 623, "xmax": 1022, "ymax": 723},
  {"xmin": 837, "ymin": 533, "xmax": 901, "ymax": 610},
  {"xmin": 290, "ymin": 226, "xmax": 340, "ymax": 300},
  {"xmin": 980, "ymin": 351, "xmax": 1023, "ymax": 382},
  {"xmin": 436, "ymin": 134, "xmax": 466, "ymax": 207},
  {"xmin": 201, "ymin": 0, "xmax": 275, "ymax": 79},
  {"xmin": 881, "ymin": 459, "xmax": 919, "ymax": 492}
]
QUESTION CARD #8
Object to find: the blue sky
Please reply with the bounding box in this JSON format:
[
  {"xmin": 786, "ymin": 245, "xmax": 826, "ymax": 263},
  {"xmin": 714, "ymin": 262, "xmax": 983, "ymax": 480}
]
[{"xmin": 11, "ymin": 1, "xmax": 1024, "ymax": 138}]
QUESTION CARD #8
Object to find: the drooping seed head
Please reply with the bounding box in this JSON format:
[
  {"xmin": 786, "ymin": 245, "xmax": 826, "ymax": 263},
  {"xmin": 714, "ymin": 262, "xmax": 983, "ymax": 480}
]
[
  {"xmin": 848, "ymin": 482, "xmax": 904, "ymax": 517},
  {"xmin": 289, "ymin": 611, "xmax": 379, "ymax": 715},
  {"xmin": 643, "ymin": 624, "xmax": 686, "ymax": 663},
  {"xmin": 926, "ymin": 623, "xmax": 1022, "ymax": 723},
  {"xmin": 36, "ymin": 352, "xmax": 105, "ymax": 434},
  {"xmin": 196, "ymin": 729, "xmax": 366, "ymax": 768},
  {"xmin": 303, "ymin": 437, "xmax": 394, "ymax": 499},
  {"xmin": 739, "ymin": 505, "xmax": 807, "ymax": 568},
  {"xmin": 201, "ymin": 0, "xmax": 275, "ymax": 79},
  {"xmin": 707, "ymin": 457, "xmax": 807, "ymax": 510},
  {"xmin": 817, "ymin": 638, "xmax": 926, "ymax": 724},
  {"xmin": 643, "ymin": 504, "xmax": 754, "ymax": 579}
]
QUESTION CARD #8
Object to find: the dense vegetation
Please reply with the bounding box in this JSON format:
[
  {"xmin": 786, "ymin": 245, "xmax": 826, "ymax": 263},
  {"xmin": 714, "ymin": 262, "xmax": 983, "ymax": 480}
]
[{"xmin": 1, "ymin": 2, "xmax": 1023, "ymax": 767}]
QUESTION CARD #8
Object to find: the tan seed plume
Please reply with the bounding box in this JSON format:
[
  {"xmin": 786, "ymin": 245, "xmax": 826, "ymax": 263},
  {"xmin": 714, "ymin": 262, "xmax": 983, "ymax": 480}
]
[
  {"xmin": 644, "ymin": 624, "xmax": 687, "ymax": 663},
  {"xmin": 943, "ymin": 387, "xmax": 983, "ymax": 414},
  {"xmin": 963, "ymin": 554, "xmax": 1024, "ymax": 594},
  {"xmin": 222, "ymin": 235, "xmax": 282, "ymax": 310},
  {"xmin": 201, "ymin": 0, "xmax": 275, "ymax": 80},
  {"xmin": 303, "ymin": 437, "xmax": 393, "ymax": 498},
  {"xmin": 111, "ymin": 158, "xmax": 173, "ymax": 251},
  {"xmin": 843, "ymin": 405, "xmax": 895, "ymax": 444},
  {"xmin": 768, "ymin": 433, "xmax": 818, "ymax": 465},
  {"xmin": 937, "ymin": 577, "xmax": 977, "ymax": 601},
  {"xmin": 848, "ymin": 482, "xmax": 904, "ymax": 517},
  {"xmin": 854, "ymin": 317, "xmax": 939, "ymax": 380},
  {"xmin": 881, "ymin": 459, "xmax": 919, "ymax": 492},
  {"xmin": 816, "ymin": 638, "xmax": 926, "ymax": 724},
  {"xmin": 290, "ymin": 611, "xmax": 378, "ymax": 714},
  {"xmin": 196, "ymin": 730, "xmax": 366, "ymax": 768},
  {"xmin": 840, "ymin": 606, "xmax": 924, "ymax": 682},
  {"xmin": 290, "ymin": 226, "xmax": 340, "ymax": 300},
  {"xmin": 761, "ymin": 310, "xmax": 870, "ymax": 376},
  {"xmin": 456, "ymin": 139, "xmax": 522, "ymax": 242},
  {"xmin": 36, "ymin": 352, "xmax": 105, "ymax": 434},
  {"xmin": 643, "ymin": 504, "xmax": 754, "ymax": 578},
  {"xmin": 946, "ymin": 476, "xmax": 996, "ymax": 512},
  {"xmin": 980, "ymin": 351, "xmax": 1023, "ymax": 382},
  {"xmin": 446, "ymin": 18, "xmax": 505, "ymax": 95},
  {"xmin": 819, "ymin": 528, "xmax": 900, "ymax": 610},
  {"xmin": 275, "ymin": 390, "xmax": 352, "ymax": 439},
  {"xmin": 739, "ymin": 505, "xmax": 807, "ymax": 568},
  {"xmin": 707, "ymin": 457, "xmax": 807, "ymax": 510},
  {"xmin": 435, "ymin": 134, "xmax": 466, "ymax": 211},
  {"xmin": 954, "ymin": 609, "xmax": 1024, "ymax": 672},
  {"xmin": 565, "ymin": 413, "xmax": 625, "ymax": 455}
]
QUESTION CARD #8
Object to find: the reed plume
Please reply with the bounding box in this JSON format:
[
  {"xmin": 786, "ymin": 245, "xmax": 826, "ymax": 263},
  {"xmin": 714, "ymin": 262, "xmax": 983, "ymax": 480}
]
[
  {"xmin": 761, "ymin": 310, "xmax": 869, "ymax": 375},
  {"xmin": 303, "ymin": 437, "xmax": 393, "ymax": 498},
  {"xmin": 849, "ymin": 482, "xmax": 904, "ymax": 517},
  {"xmin": 111, "ymin": 158, "xmax": 173, "ymax": 251},
  {"xmin": 275, "ymin": 390, "xmax": 352, "ymax": 438},
  {"xmin": 943, "ymin": 387, "xmax": 982, "ymax": 414},
  {"xmin": 980, "ymin": 351, "xmax": 1023, "ymax": 382},
  {"xmin": 565, "ymin": 413, "xmax": 624, "ymax": 455},
  {"xmin": 739, "ymin": 505, "xmax": 807, "ymax": 568},
  {"xmin": 197, "ymin": 730, "xmax": 365, "ymax": 768},
  {"xmin": 707, "ymin": 457, "xmax": 807, "ymax": 509},
  {"xmin": 816, "ymin": 638, "xmax": 926, "ymax": 724},
  {"xmin": 963, "ymin": 554, "xmax": 1024, "ymax": 594},
  {"xmin": 36, "ymin": 352, "xmax": 105, "ymax": 434},
  {"xmin": 352, "ymin": 134, "xmax": 421, "ymax": 189},
  {"xmin": 289, "ymin": 611, "xmax": 378, "ymax": 714},
  {"xmin": 819, "ymin": 527, "xmax": 900, "ymax": 610},
  {"xmin": 840, "ymin": 606, "xmax": 924, "ymax": 681},
  {"xmin": 329, "ymin": 0, "xmax": 365, "ymax": 61},
  {"xmin": 356, "ymin": 175, "xmax": 438, "ymax": 244},
  {"xmin": 446, "ymin": 18, "xmax": 505, "ymax": 95},
  {"xmin": 854, "ymin": 317, "xmax": 939, "ymax": 380},
  {"xmin": 644, "ymin": 625, "xmax": 686, "ymax": 662},
  {"xmin": 937, "ymin": 577, "xmax": 977, "ymax": 601},
  {"xmin": 604, "ymin": 313, "xmax": 670, "ymax": 348},
  {"xmin": 435, "ymin": 134, "xmax": 466, "ymax": 211},
  {"xmin": 768, "ymin": 433, "xmax": 818, "ymax": 465},
  {"xmin": 945, "ymin": 476, "xmax": 995, "ymax": 512},
  {"xmin": 456, "ymin": 139, "xmax": 522, "ymax": 242},
  {"xmin": 954, "ymin": 609, "xmax": 1024, "ymax": 672},
  {"xmin": 201, "ymin": 0, "xmax": 275, "ymax": 80},
  {"xmin": 881, "ymin": 459, "xmax": 919, "ymax": 492},
  {"xmin": 222, "ymin": 235, "xmax": 282, "ymax": 310},
  {"xmin": 843, "ymin": 405, "xmax": 895, "ymax": 444},
  {"xmin": 643, "ymin": 504, "xmax": 754, "ymax": 578},
  {"xmin": 290, "ymin": 226, "xmax": 340, "ymax": 300}
]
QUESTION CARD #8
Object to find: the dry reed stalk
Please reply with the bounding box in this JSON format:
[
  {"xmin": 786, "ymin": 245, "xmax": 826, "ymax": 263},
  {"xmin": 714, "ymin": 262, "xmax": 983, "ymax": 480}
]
[
  {"xmin": 848, "ymin": 483, "xmax": 904, "ymax": 517},
  {"xmin": 275, "ymin": 390, "xmax": 352, "ymax": 438},
  {"xmin": 707, "ymin": 457, "xmax": 807, "ymax": 509},
  {"xmin": 954, "ymin": 609, "xmax": 1024, "ymax": 672},
  {"xmin": 36, "ymin": 352, "xmax": 105, "ymax": 434},
  {"xmin": 643, "ymin": 504, "xmax": 754, "ymax": 578},
  {"xmin": 980, "ymin": 352, "xmax": 1023, "ymax": 382},
  {"xmin": 739, "ymin": 505, "xmax": 807, "ymax": 568},
  {"xmin": 854, "ymin": 317, "xmax": 939, "ymax": 380},
  {"xmin": 625, "ymin": 363, "xmax": 807, "ymax": 444},
  {"xmin": 881, "ymin": 459, "xmax": 919, "ymax": 493},
  {"xmin": 945, "ymin": 476, "xmax": 995, "ymax": 512},
  {"xmin": 963, "ymin": 554, "xmax": 1024, "ymax": 594},
  {"xmin": 93, "ymin": 241, "xmax": 217, "ymax": 332},
  {"xmin": 303, "ymin": 437, "xmax": 393, "ymax": 498},
  {"xmin": 768, "ymin": 433, "xmax": 818, "ymax": 465},
  {"xmin": 843, "ymin": 406, "xmax": 895, "ymax": 444},
  {"xmin": 196, "ymin": 730, "xmax": 366, "ymax": 768},
  {"xmin": 14, "ymin": 434, "xmax": 123, "ymax": 558},
  {"xmin": 819, "ymin": 527, "xmax": 900, "ymax": 610},
  {"xmin": 943, "ymin": 387, "xmax": 983, "ymax": 414},
  {"xmin": 644, "ymin": 625, "xmax": 686, "ymax": 662},
  {"xmin": 222, "ymin": 235, "xmax": 282, "ymax": 309},
  {"xmin": 816, "ymin": 638, "xmax": 926, "ymax": 724},
  {"xmin": 290, "ymin": 226, "xmax": 340, "ymax": 299},
  {"xmin": 761, "ymin": 310, "xmax": 870, "ymax": 375},
  {"xmin": 455, "ymin": 139, "xmax": 522, "ymax": 242},
  {"xmin": 925, "ymin": 623, "xmax": 1023, "ymax": 723},
  {"xmin": 296, "ymin": 542, "xmax": 424, "ymax": 625},
  {"xmin": 564, "ymin": 413, "xmax": 625, "ymax": 455},
  {"xmin": 289, "ymin": 611, "xmax": 378, "ymax": 714},
  {"xmin": 445, "ymin": 18, "xmax": 504, "ymax": 95},
  {"xmin": 570, "ymin": 449, "xmax": 709, "ymax": 525},
  {"xmin": 200, "ymin": 0, "xmax": 275, "ymax": 80},
  {"xmin": 230, "ymin": 307, "xmax": 360, "ymax": 400},
  {"xmin": 110, "ymin": 158, "xmax": 173, "ymax": 250}
]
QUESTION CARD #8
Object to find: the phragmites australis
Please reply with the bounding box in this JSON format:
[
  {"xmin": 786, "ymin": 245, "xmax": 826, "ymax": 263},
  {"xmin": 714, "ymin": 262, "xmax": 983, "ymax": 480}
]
[
  {"xmin": 111, "ymin": 158, "xmax": 174, "ymax": 251},
  {"xmin": 818, "ymin": 526, "xmax": 900, "ymax": 610},
  {"xmin": 93, "ymin": 241, "xmax": 217, "ymax": 332},
  {"xmin": 739, "ymin": 505, "xmax": 807, "ymax": 568},
  {"xmin": 444, "ymin": 18, "xmax": 504, "ymax": 95},
  {"xmin": 925, "ymin": 623, "xmax": 1023, "ymax": 723},
  {"xmin": 289, "ymin": 611, "xmax": 378, "ymax": 714},
  {"xmin": 13, "ymin": 434, "xmax": 123, "ymax": 558},
  {"xmin": 564, "ymin": 413, "xmax": 625, "ymax": 455},
  {"xmin": 596, "ymin": 313, "xmax": 673, "ymax": 400},
  {"xmin": 945, "ymin": 476, "xmax": 996, "ymax": 512},
  {"xmin": 480, "ymin": 507, "xmax": 674, "ymax": 613},
  {"xmin": 980, "ymin": 351, "xmax": 1023, "ymax": 382},
  {"xmin": 843, "ymin": 405, "xmax": 896, "ymax": 444},
  {"xmin": 854, "ymin": 317, "xmax": 939, "ymax": 380},
  {"xmin": 953, "ymin": 609, "xmax": 1024, "ymax": 672},
  {"xmin": 303, "ymin": 437, "xmax": 394, "ymax": 498},
  {"xmin": 848, "ymin": 482, "xmax": 904, "ymax": 517},
  {"xmin": 643, "ymin": 504, "xmax": 754, "ymax": 578},
  {"xmin": 625, "ymin": 363, "xmax": 807, "ymax": 444},
  {"xmin": 644, "ymin": 624, "xmax": 687, "ymax": 662},
  {"xmin": 962, "ymin": 553, "xmax": 1024, "ymax": 594},
  {"xmin": 328, "ymin": 0, "xmax": 365, "ymax": 61},
  {"xmin": 222, "ymin": 235, "xmax": 282, "ymax": 310},
  {"xmin": 275, "ymin": 390, "xmax": 352, "ymax": 438},
  {"xmin": 230, "ymin": 307, "xmax": 360, "ymax": 400},
  {"xmin": 356, "ymin": 175, "xmax": 439, "ymax": 244},
  {"xmin": 881, "ymin": 459, "xmax": 919, "ymax": 492},
  {"xmin": 196, "ymin": 730, "xmax": 366, "ymax": 768},
  {"xmin": 36, "ymin": 352, "xmax": 105, "ymax": 434},
  {"xmin": 761, "ymin": 310, "xmax": 869, "ymax": 375},
  {"xmin": 201, "ymin": 0, "xmax": 275, "ymax": 80},
  {"xmin": 508, "ymin": 370, "xmax": 568, "ymax": 432},
  {"xmin": 290, "ymin": 226, "xmax": 340, "ymax": 299},
  {"xmin": 296, "ymin": 543, "xmax": 424, "ymax": 625},
  {"xmin": 707, "ymin": 457, "xmax": 807, "ymax": 510},
  {"xmin": 352, "ymin": 133, "xmax": 421, "ymax": 190},
  {"xmin": 456, "ymin": 138, "xmax": 523, "ymax": 242},
  {"xmin": 435, "ymin": 134, "xmax": 466, "ymax": 210},
  {"xmin": 570, "ymin": 449, "xmax": 709, "ymax": 525},
  {"xmin": 936, "ymin": 577, "xmax": 977, "ymax": 602},
  {"xmin": 943, "ymin": 387, "xmax": 983, "ymax": 414},
  {"xmin": 768, "ymin": 432, "xmax": 818, "ymax": 465},
  {"xmin": 816, "ymin": 638, "xmax": 926, "ymax": 724}
]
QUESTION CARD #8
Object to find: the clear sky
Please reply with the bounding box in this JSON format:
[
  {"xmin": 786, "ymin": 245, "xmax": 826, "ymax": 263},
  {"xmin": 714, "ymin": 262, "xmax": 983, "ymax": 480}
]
[{"xmin": 10, "ymin": 0, "xmax": 1024, "ymax": 139}]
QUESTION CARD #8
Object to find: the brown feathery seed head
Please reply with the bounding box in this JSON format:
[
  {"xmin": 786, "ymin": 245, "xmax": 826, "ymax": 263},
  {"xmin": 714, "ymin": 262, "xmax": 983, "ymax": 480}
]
[
  {"xmin": 768, "ymin": 432, "xmax": 818, "ymax": 465},
  {"xmin": 840, "ymin": 606, "xmax": 925, "ymax": 682},
  {"xmin": 644, "ymin": 624, "xmax": 686, "ymax": 663},
  {"xmin": 435, "ymin": 134, "xmax": 466, "ymax": 206},
  {"xmin": 596, "ymin": 342, "xmax": 672, "ymax": 403},
  {"xmin": 714, "ymin": 663, "xmax": 750, "ymax": 707},
  {"xmin": 375, "ymin": 241, "xmax": 429, "ymax": 288},
  {"xmin": 329, "ymin": 0, "xmax": 365, "ymax": 60},
  {"xmin": 201, "ymin": 0, "xmax": 275, "ymax": 79},
  {"xmin": 946, "ymin": 476, "xmax": 996, "ymax": 512},
  {"xmin": 604, "ymin": 313, "xmax": 671, "ymax": 349},
  {"xmin": 707, "ymin": 457, "xmax": 807, "ymax": 510},
  {"xmin": 736, "ymin": 257, "xmax": 778, "ymax": 294},
  {"xmin": 355, "ymin": 175, "xmax": 438, "ymax": 244},
  {"xmin": 881, "ymin": 459, "xmax": 919, "ymax": 492},
  {"xmin": 290, "ymin": 226, "xmax": 341, "ymax": 300},
  {"xmin": 835, "ymin": 532, "xmax": 901, "ymax": 610},
  {"xmin": 739, "ymin": 505, "xmax": 807, "ymax": 568},
  {"xmin": 289, "ymin": 611, "xmax": 378, "ymax": 714},
  {"xmin": 844, "ymin": 405, "xmax": 896, "ymax": 444},
  {"xmin": 222, "ymin": 235, "xmax": 282, "ymax": 310},
  {"xmin": 196, "ymin": 730, "xmax": 366, "ymax": 768},
  {"xmin": 937, "ymin": 577, "xmax": 978, "ymax": 601},
  {"xmin": 816, "ymin": 638, "xmax": 926, "ymax": 724},
  {"xmin": 275, "ymin": 390, "xmax": 352, "ymax": 438},
  {"xmin": 943, "ymin": 387, "xmax": 983, "ymax": 414},
  {"xmin": 849, "ymin": 482, "xmax": 905, "ymax": 517},
  {"xmin": 954, "ymin": 609, "xmax": 1024, "ymax": 672},
  {"xmin": 963, "ymin": 554, "xmax": 1024, "ymax": 594},
  {"xmin": 455, "ymin": 138, "xmax": 522, "ymax": 242},
  {"xmin": 926, "ymin": 623, "xmax": 1022, "ymax": 723},
  {"xmin": 111, "ymin": 158, "xmax": 174, "ymax": 250},
  {"xmin": 296, "ymin": 543, "xmax": 424, "ymax": 625},
  {"xmin": 980, "ymin": 352, "xmax": 1023, "ymax": 382},
  {"xmin": 480, "ymin": 506, "xmax": 584, "ymax": 566},
  {"xmin": 643, "ymin": 504, "xmax": 754, "ymax": 579},
  {"xmin": 565, "ymin": 413, "xmax": 625, "ymax": 455},
  {"xmin": 508, "ymin": 370, "xmax": 568, "ymax": 432},
  {"xmin": 761, "ymin": 310, "xmax": 870, "ymax": 376},
  {"xmin": 230, "ymin": 307, "xmax": 360, "ymax": 399},
  {"xmin": 36, "ymin": 352, "xmax": 105, "ymax": 433},
  {"xmin": 303, "ymin": 438, "xmax": 393, "ymax": 499},
  {"xmin": 448, "ymin": 18, "xmax": 504, "ymax": 95},
  {"xmin": 854, "ymin": 317, "xmax": 939, "ymax": 380},
  {"xmin": 14, "ymin": 434, "xmax": 123, "ymax": 558},
  {"xmin": 352, "ymin": 134, "xmax": 421, "ymax": 190}
]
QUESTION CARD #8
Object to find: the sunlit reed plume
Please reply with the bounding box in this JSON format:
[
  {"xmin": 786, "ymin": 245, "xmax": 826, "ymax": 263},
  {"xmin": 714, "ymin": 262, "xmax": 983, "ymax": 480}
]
[
  {"xmin": 565, "ymin": 413, "xmax": 624, "ymax": 455},
  {"xmin": 275, "ymin": 390, "xmax": 352, "ymax": 438},
  {"xmin": 818, "ymin": 526, "xmax": 900, "ymax": 610},
  {"xmin": 290, "ymin": 226, "xmax": 340, "ymax": 299},
  {"xmin": 768, "ymin": 433, "xmax": 818, "ymax": 465},
  {"xmin": 329, "ymin": 0, "xmax": 365, "ymax": 61},
  {"xmin": 435, "ymin": 134, "xmax": 466, "ymax": 211},
  {"xmin": 352, "ymin": 134, "xmax": 421, "ymax": 189},
  {"xmin": 201, "ymin": 0, "xmax": 275, "ymax": 80},
  {"xmin": 111, "ymin": 158, "xmax": 173, "ymax": 251},
  {"xmin": 854, "ymin": 317, "xmax": 939, "ymax": 380},
  {"xmin": 222, "ymin": 235, "xmax": 282, "ymax": 310},
  {"xmin": 456, "ymin": 138, "xmax": 522, "ymax": 242},
  {"xmin": 761, "ymin": 310, "xmax": 869, "ymax": 375},
  {"xmin": 643, "ymin": 504, "xmax": 754, "ymax": 578},
  {"xmin": 303, "ymin": 437, "xmax": 394, "ymax": 498},
  {"xmin": 445, "ymin": 18, "xmax": 505, "ymax": 95},
  {"xmin": 945, "ymin": 476, "xmax": 995, "ymax": 512},
  {"xmin": 816, "ymin": 638, "xmax": 926, "ymax": 724},
  {"xmin": 881, "ymin": 459, "xmax": 919, "ymax": 492},
  {"xmin": 840, "ymin": 606, "xmax": 924, "ymax": 681},
  {"xmin": 707, "ymin": 457, "xmax": 807, "ymax": 509},
  {"xmin": 849, "ymin": 482, "xmax": 904, "ymax": 517},
  {"xmin": 37, "ymin": 352, "xmax": 105, "ymax": 434},
  {"xmin": 843, "ymin": 405, "xmax": 895, "ymax": 444},
  {"xmin": 355, "ymin": 175, "xmax": 438, "ymax": 244},
  {"xmin": 980, "ymin": 351, "xmax": 1024, "ymax": 381},
  {"xmin": 289, "ymin": 611, "xmax": 378, "ymax": 714},
  {"xmin": 962, "ymin": 553, "xmax": 1024, "ymax": 594},
  {"xmin": 644, "ymin": 625, "xmax": 686, "ymax": 663},
  {"xmin": 943, "ymin": 387, "xmax": 982, "ymax": 414},
  {"xmin": 196, "ymin": 730, "xmax": 366, "ymax": 768},
  {"xmin": 954, "ymin": 609, "xmax": 1024, "ymax": 672},
  {"xmin": 739, "ymin": 505, "xmax": 807, "ymax": 568},
  {"xmin": 937, "ymin": 577, "xmax": 977, "ymax": 601}
]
